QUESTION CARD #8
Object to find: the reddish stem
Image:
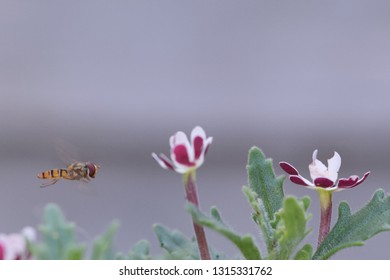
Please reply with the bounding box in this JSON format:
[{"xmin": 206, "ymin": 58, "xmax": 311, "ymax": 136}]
[
  {"xmin": 317, "ymin": 190, "xmax": 333, "ymax": 247},
  {"xmin": 184, "ymin": 171, "xmax": 211, "ymax": 260}
]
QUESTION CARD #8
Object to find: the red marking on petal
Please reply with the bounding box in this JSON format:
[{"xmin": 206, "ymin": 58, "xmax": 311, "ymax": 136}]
[
  {"xmin": 0, "ymin": 243, "xmax": 5, "ymax": 260},
  {"xmin": 314, "ymin": 177, "xmax": 334, "ymax": 188},
  {"xmin": 338, "ymin": 171, "xmax": 370, "ymax": 189},
  {"xmin": 152, "ymin": 153, "xmax": 175, "ymax": 171},
  {"xmin": 173, "ymin": 145, "xmax": 195, "ymax": 167},
  {"xmin": 337, "ymin": 176, "xmax": 358, "ymax": 188},
  {"xmin": 160, "ymin": 158, "xmax": 174, "ymax": 170},
  {"xmin": 354, "ymin": 171, "xmax": 370, "ymax": 187},
  {"xmin": 290, "ymin": 175, "xmax": 310, "ymax": 186},
  {"xmin": 279, "ymin": 162, "xmax": 299, "ymax": 175},
  {"xmin": 193, "ymin": 136, "xmax": 204, "ymax": 160}
]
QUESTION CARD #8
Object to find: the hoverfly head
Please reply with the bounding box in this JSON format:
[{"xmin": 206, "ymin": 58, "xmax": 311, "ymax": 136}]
[{"xmin": 86, "ymin": 162, "xmax": 100, "ymax": 178}]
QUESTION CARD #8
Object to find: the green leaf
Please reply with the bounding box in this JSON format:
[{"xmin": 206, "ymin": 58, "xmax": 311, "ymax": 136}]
[
  {"xmin": 91, "ymin": 220, "xmax": 120, "ymax": 260},
  {"xmin": 127, "ymin": 240, "xmax": 151, "ymax": 260},
  {"xmin": 294, "ymin": 244, "xmax": 313, "ymax": 260},
  {"xmin": 313, "ymin": 189, "xmax": 390, "ymax": 259},
  {"xmin": 273, "ymin": 196, "xmax": 312, "ymax": 259},
  {"xmin": 153, "ymin": 224, "xmax": 224, "ymax": 260},
  {"xmin": 29, "ymin": 203, "xmax": 86, "ymax": 259},
  {"xmin": 242, "ymin": 186, "xmax": 275, "ymax": 252},
  {"xmin": 186, "ymin": 203, "xmax": 261, "ymax": 260},
  {"xmin": 247, "ymin": 147, "xmax": 285, "ymax": 222},
  {"xmin": 66, "ymin": 245, "xmax": 86, "ymax": 260},
  {"xmin": 153, "ymin": 224, "xmax": 199, "ymax": 259}
]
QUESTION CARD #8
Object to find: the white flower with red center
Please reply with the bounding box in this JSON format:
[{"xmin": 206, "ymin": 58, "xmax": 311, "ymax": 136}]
[
  {"xmin": 152, "ymin": 126, "xmax": 213, "ymax": 174},
  {"xmin": 279, "ymin": 149, "xmax": 370, "ymax": 191},
  {"xmin": 0, "ymin": 227, "xmax": 36, "ymax": 260}
]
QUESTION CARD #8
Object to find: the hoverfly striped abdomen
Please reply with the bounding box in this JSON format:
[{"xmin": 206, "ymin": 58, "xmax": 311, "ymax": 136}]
[{"xmin": 37, "ymin": 169, "xmax": 70, "ymax": 180}]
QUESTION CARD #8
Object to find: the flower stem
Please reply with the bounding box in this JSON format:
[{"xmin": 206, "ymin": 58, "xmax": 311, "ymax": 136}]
[
  {"xmin": 183, "ymin": 171, "xmax": 211, "ymax": 260},
  {"xmin": 317, "ymin": 189, "xmax": 333, "ymax": 247}
]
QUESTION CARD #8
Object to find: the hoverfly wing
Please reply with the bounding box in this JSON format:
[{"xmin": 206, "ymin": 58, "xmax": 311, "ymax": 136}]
[{"xmin": 54, "ymin": 138, "xmax": 81, "ymax": 166}]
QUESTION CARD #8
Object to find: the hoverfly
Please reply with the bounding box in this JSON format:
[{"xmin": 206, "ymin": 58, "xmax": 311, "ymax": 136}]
[{"xmin": 37, "ymin": 161, "xmax": 100, "ymax": 187}]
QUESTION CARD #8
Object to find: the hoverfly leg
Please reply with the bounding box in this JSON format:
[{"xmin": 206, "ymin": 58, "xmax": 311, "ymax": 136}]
[
  {"xmin": 81, "ymin": 177, "xmax": 90, "ymax": 183},
  {"xmin": 40, "ymin": 179, "xmax": 59, "ymax": 188}
]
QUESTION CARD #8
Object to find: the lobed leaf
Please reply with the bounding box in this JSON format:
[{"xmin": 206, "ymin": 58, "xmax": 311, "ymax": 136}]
[
  {"xmin": 313, "ymin": 189, "xmax": 390, "ymax": 259},
  {"xmin": 30, "ymin": 203, "xmax": 86, "ymax": 259},
  {"xmin": 242, "ymin": 186, "xmax": 274, "ymax": 252},
  {"xmin": 272, "ymin": 196, "xmax": 312, "ymax": 259},
  {"xmin": 186, "ymin": 203, "xmax": 261, "ymax": 260},
  {"xmin": 247, "ymin": 147, "xmax": 285, "ymax": 229},
  {"xmin": 91, "ymin": 220, "xmax": 120, "ymax": 260},
  {"xmin": 127, "ymin": 240, "xmax": 151, "ymax": 260},
  {"xmin": 153, "ymin": 224, "xmax": 200, "ymax": 259}
]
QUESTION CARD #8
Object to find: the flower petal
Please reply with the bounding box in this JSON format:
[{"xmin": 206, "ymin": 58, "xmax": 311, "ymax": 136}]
[
  {"xmin": 193, "ymin": 137, "xmax": 203, "ymax": 160},
  {"xmin": 327, "ymin": 152, "xmax": 341, "ymax": 182},
  {"xmin": 203, "ymin": 136, "xmax": 213, "ymax": 156},
  {"xmin": 172, "ymin": 145, "xmax": 196, "ymax": 167},
  {"xmin": 337, "ymin": 175, "xmax": 358, "ymax": 188},
  {"xmin": 169, "ymin": 135, "xmax": 175, "ymax": 149},
  {"xmin": 289, "ymin": 175, "xmax": 313, "ymax": 186},
  {"xmin": 314, "ymin": 177, "xmax": 335, "ymax": 188},
  {"xmin": 338, "ymin": 171, "xmax": 370, "ymax": 189},
  {"xmin": 191, "ymin": 126, "xmax": 206, "ymax": 159},
  {"xmin": 7, "ymin": 234, "xmax": 26, "ymax": 260},
  {"xmin": 152, "ymin": 153, "xmax": 175, "ymax": 171},
  {"xmin": 309, "ymin": 149, "xmax": 328, "ymax": 180},
  {"xmin": 172, "ymin": 131, "xmax": 194, "ymax": 162},
  {"xmin": 279, "ymin": 162, "xmax": 299, "ymax": 175}
]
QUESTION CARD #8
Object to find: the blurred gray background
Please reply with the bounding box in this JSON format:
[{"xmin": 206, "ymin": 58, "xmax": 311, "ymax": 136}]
[{"xmin": 1, "ymin": 1, "xmax": 389, "ymax": 259}]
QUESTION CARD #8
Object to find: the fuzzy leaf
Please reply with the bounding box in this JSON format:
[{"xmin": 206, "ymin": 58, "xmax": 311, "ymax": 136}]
[
  {"xmin": 186, "ymin": 203, "xmax": 261, "ymax": 260},
  {"xmin": 30, "ymin": 203, "xmax": 86, "ymax": 259},
  {"xmin": 91, "ymin": 220, "xmax": 120, "ymax": 260},
  {"xmin": 313, "ymin": 189, "xmax": 390, "ymax": 259},
  {"xmin": 153, "ymin": 224, "xmax": 225, "ymax": 259},
  {"xmin": 153, "ymin": 224, "xmax": 200, "ymax": 259},
  {"xmin": 242, "ymin": 186, "xmax": 274, "ymax": 252},
  {"xmin": 247, "ymin": 147, "xmax": 285, "ymax": 222},
  {"xmin": 273, "ymin": 196, "xmax": 312, "ymax": 259},
  {"xmin": 127, "ymin": 240, "xmax": 151, "ymax": 260}
]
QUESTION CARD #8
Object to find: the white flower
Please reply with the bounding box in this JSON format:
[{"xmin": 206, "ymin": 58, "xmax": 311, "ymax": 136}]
[
  {"xmin": 0, "ymin": 227, "xmax": 36, "ymax": 260},
  {"xmin": 152, "ymin": 126, "xmax": 213, "ymax": 174},
  {"xmin": 280, "ymin": 149, "xmax": 370, "ymax": 191}
]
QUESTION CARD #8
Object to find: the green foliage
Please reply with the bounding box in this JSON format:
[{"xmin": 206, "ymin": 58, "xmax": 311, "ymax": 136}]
[
  {"xmin": 272, "ymin": 196, "xmax": 312, "ymax": 259},
  {"xmin": 29, "ymin": 203, "xmax": 86, "ymax": 260},
  {"xmin": 153, "ymin": 223, "xmax": 223, "ymax": 260},
  {"xmin": 243, "ymin": 185, "xmax": 312, "ymax": 259},
  {"xmin": 186, "ymin": 203, "xmax": 261, "ymax": 260},
  {"xmin": 247, "ymin": 147, "xmax": 285, "ymax": 221},
  {"xmin": 30, "ymin": 203, "xmax": 121, "ymax": 260},
  {"xmin": 243, "ymin": 148, "xmax": 312, "ymax": 259},
  {"xmin": 91, "ymin": 220, "xmax": 120, "ymax": 260},
  {"xmin": 294, "ymin": 244, "xmax": 313, "ymax": 260},
  {"xmin": 242, "ymin": 186, "xmax": 274, "ymax": 252},
  {"xmin": 127, "ymin": 240, "xmax": 152, "ymax": 260},
  {"xmin": 153, "ymin": 223, "xmax": 200, "ymax": 259},
  {"xmin": 313, "ymin": 189, "xmax": 390, "ymax": 259},
  {"xmin": 26, "ymin": 147, "xmax": 390, "ymax": 260}
]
